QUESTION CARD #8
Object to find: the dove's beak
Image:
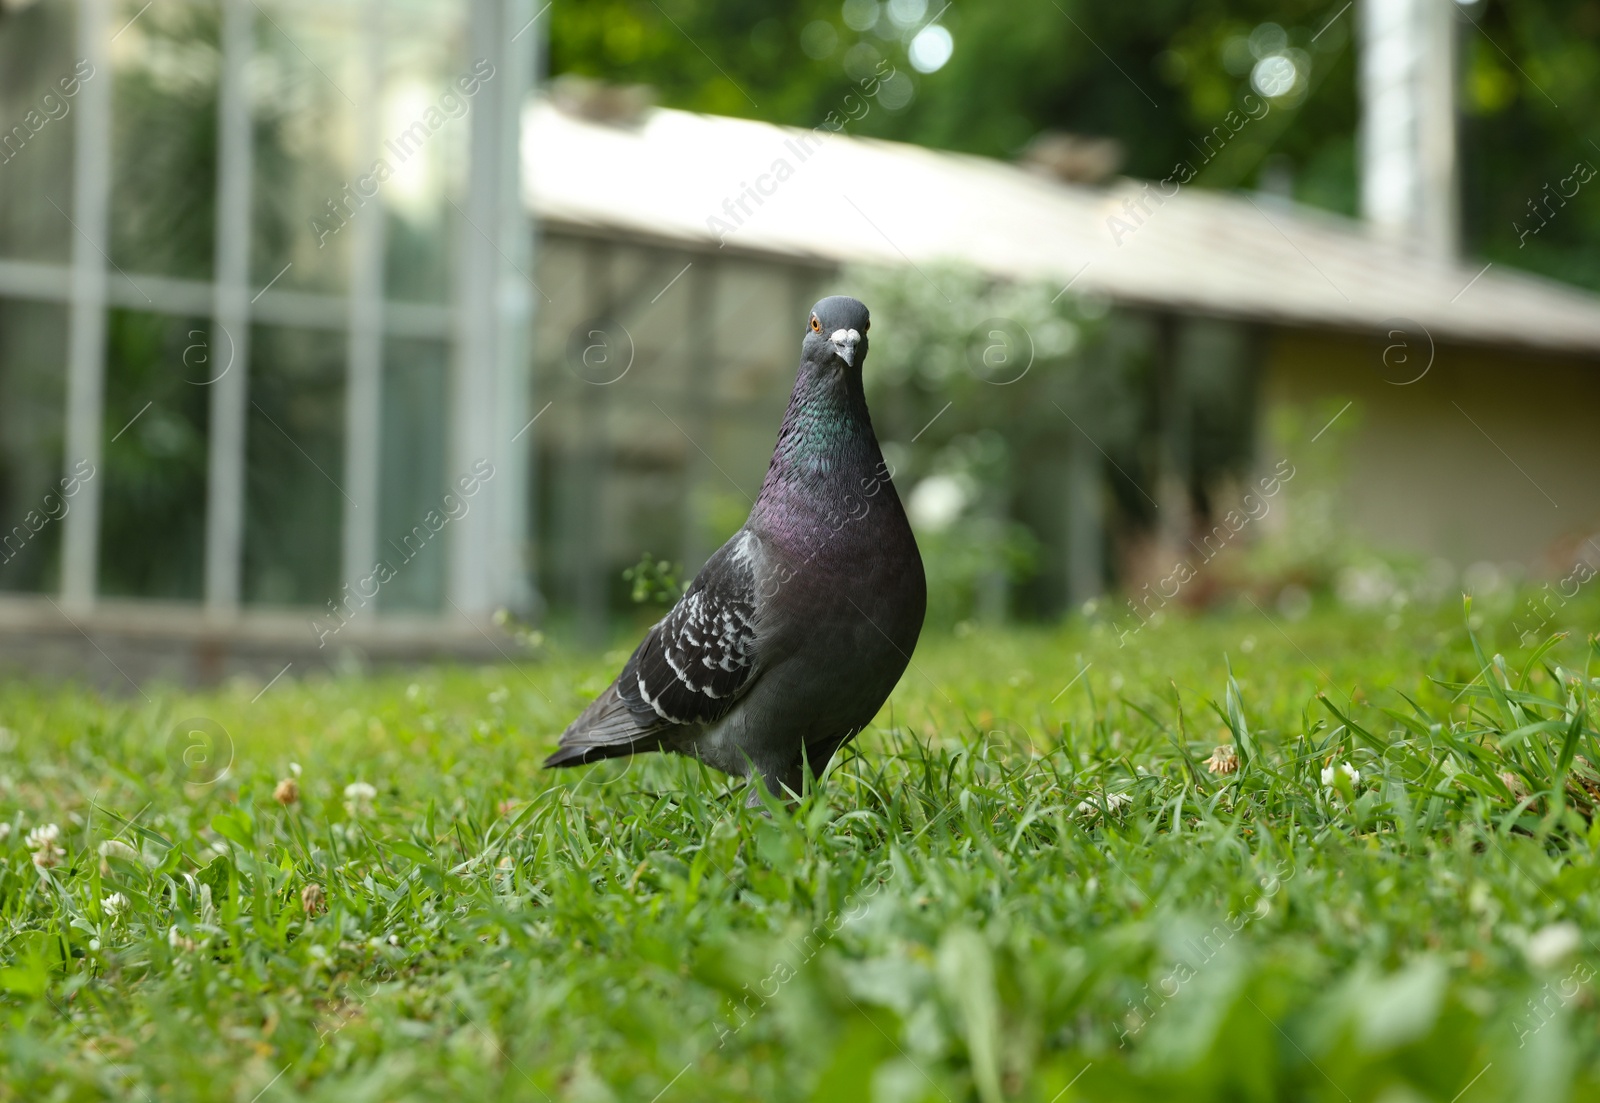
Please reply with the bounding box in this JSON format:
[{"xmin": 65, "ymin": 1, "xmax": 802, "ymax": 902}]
[{"xmin": 829, "ymin": 328, "xmax": 860, "ymax": 367}]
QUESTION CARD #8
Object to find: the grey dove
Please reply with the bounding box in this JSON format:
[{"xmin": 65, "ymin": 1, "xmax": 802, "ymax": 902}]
[{"xmin": 545, "ymin": 296, "xmax": 927, "ymax": 799}]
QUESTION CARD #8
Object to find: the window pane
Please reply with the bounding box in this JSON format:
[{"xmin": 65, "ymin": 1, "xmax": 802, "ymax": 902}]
[
  {"xmin": 251, "ymin": 3, "xmax": 361, "ymax": 297},
  {"xmin": 380, "ymin": 7, "xmax": 470, "ymax": 305},
  {"xmin": 0, "ymin": 1, "xmax": 78, "ymax": 264},
  {"xmin": 244, "ymin": 323, "xmax": 344, "ymax": 606},
  {"xmin": 372, "ymin": 336, "xmax": 448, "ymax": 611},
  {"xmin": 0, "ymin": 298, "xmax": 67, "ymax": 593},
  {"xmin": 108, "ymin": 0, "xmax": 220, "ymax": 281},
  {"xmin": 97, "ymin": 309, "xmax": 210, "ymax": 599}
]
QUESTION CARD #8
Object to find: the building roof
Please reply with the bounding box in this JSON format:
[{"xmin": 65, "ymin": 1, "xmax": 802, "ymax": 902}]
[{"xmin": 523, "ymin": 100, "xmax": 1600, "ymax": 356}]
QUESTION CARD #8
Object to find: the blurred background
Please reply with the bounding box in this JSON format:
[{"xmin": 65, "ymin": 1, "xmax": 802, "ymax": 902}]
[{"xmin": 1, "ymin": 0, "xmax": 1598, "ymax": 685}]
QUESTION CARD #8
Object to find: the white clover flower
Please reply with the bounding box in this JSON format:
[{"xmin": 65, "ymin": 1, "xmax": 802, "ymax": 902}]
[
  {"xmin": 98, "ymin": 839, "xmax": 140, "ymax": 863},
  {"xmin": 0, "ymin": 822, "xmax": 11, "ymax": 842},
  {"xmin": 343, "ymin": 781, "xmax": 378, "ymax": 817},
  {"xmin": 26, "ymin": 823, "xmax": 64, "ymax": 868},
  {"xmin": 1321, "ymin": 762, "xmax": 1360, "ymax": 789},
  {"xmin": 168, "ymin": 925, "xmax": 199, "ymax": 953},
  {"xmin": 101, "ymin": 892, "xmax": 129, "ymax": 918},
  {"xmin": 25, "ymin": 823, "xmax": 60, "ymax": 849},
  {"xmin": 1075, "ymin": 792, "xmax": 1132, "ymax": 820}
]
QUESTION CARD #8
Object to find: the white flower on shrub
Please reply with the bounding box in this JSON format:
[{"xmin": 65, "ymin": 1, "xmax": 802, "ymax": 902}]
[
  {"xmin": 907, "ymin": 474, "xmax": 973, "ymax": 533},
  {"xmin": 1527, "ymin": 922, "xmax": 1582, "ymax": 969}
]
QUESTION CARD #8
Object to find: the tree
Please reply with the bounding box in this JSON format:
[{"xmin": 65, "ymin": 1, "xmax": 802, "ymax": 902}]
[{"xmin": 552, "ymin": 0, "xmax": 1600, "ymax": 291}]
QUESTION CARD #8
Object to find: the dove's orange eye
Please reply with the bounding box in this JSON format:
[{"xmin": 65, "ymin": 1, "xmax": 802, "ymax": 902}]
[{"xmin": 810, "ymin": 316, "xmax": 821, "ymax": 333}]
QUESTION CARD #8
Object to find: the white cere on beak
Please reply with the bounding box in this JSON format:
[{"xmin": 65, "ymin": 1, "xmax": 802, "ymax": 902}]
[{"xmin": 829, "ymin": 328, "xmax": 861, "ymax": 366}]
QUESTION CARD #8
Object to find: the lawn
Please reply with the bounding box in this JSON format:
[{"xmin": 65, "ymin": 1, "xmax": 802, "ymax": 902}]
[{"xmin": 3, "ymin": 594, "xmax": 1599, "ymax": 1102}]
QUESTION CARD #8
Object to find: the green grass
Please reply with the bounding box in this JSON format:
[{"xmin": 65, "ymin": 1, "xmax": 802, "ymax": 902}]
[{"xmin": 4, "ymin": 595, "xmax": 1600, "ymax": 1102}]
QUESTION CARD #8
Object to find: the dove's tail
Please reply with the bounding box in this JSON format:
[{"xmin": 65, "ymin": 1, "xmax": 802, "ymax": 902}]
[{"xmin": 543, "ymin": 681, "xmax": 666, "ymax": 768}]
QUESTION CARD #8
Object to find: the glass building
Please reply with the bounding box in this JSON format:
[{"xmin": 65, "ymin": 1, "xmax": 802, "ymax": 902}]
[{"xmin": 0, "ymin": 0, "xmax": 539, "ymax": 674}]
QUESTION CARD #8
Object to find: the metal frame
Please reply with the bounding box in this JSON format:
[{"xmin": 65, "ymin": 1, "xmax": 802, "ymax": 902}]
[
  {"xmin": 0, "ymin": 259, "xmax": 453, "ymax": 333},
  {"xmin": 341, "ymin": 0, "xmax": 386, "ymax": 599},
  {"xmin": 204, "ymin": 0, "xmax": 255, "ymax": 614},
  {"xmin": 59, "ymin": 0, "xmax": 110, "ymax": 611},
  {"xmin": 447, "ymin": 0, "xmax": 540, "ymax": 620}
]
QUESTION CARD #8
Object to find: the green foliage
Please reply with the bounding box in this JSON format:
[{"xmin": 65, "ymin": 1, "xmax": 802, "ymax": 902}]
[
  {"xmin": 623, "ymin": 551, "xmax": 687, "ymax": 604},
  {"xmin": 1229, "ymin": 396, "xmax": 1365, "ymax": 596},
  {"xmin": 848, "ymin": 262, "xmax": 1113, "ymax": 622},
  {"xmin": 5, "ymin": 593, "xmax": 1600, "ymax": 1098},
  {"xmin": 491, "ymin": 607, "xmax": 548, "ymax": 654},
  {"xmin": 555, "ymin": 1, "xmax": 1600, "ymax": 291},
  {"xmin": 915, "ymin": 512, "xmax": 1042, "ymax": 627}
]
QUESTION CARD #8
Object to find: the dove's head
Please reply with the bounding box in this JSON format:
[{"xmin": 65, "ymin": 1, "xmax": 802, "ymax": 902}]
[{"xmin": 803, "ymin": 296, "xmax": 870, "ymax": 371}]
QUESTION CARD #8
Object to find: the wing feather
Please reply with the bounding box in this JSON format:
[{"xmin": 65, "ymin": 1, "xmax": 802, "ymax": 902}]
[
  {"xmin": 627, "ymin": 534, "xmax": 759, "ymax": 723},
  {"xmin": 545, "ymin": 531, "xmax": 761, "ymax": 766}
]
